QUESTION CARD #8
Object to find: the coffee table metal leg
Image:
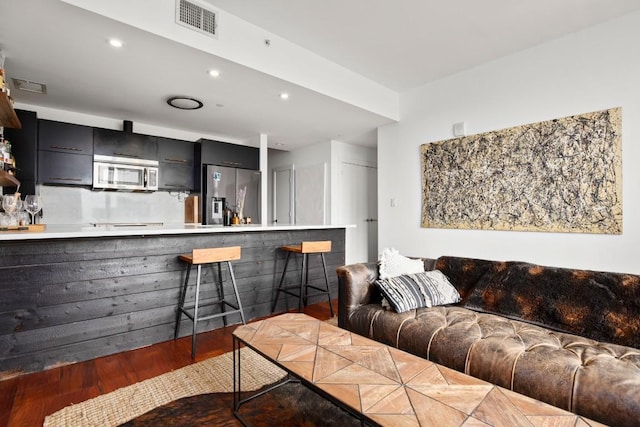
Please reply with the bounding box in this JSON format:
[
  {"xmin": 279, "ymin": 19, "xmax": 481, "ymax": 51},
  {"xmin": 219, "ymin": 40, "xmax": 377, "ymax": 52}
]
[
  {"xmin": 233, "ymin": 338, "xmax": 296, "ymax": 426},
  {"xmin": 233, "ymin": 335, "xmax": 241, "ymax": 414}
]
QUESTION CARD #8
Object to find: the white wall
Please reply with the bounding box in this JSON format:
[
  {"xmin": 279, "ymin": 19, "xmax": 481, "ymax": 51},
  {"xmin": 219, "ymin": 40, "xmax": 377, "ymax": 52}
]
[{"xmin": 378, "ymin": 11, "xmax": 640, "ymax": 274}]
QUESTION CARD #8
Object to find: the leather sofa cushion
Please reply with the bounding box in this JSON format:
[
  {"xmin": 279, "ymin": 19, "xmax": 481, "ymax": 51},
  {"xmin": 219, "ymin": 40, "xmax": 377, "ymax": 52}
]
[{"xmin": 463, "ymin": 261, "xmax": 640, "ymax": 348}]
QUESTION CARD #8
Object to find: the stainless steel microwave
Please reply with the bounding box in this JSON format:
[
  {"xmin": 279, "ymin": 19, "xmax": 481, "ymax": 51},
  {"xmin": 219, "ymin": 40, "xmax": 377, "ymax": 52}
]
[{"xmin": 93, "ymin": 155, "xmax": 159, "ymax": 191}]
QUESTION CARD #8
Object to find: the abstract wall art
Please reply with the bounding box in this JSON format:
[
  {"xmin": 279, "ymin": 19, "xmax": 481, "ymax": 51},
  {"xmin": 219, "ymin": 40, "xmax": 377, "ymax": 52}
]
[{"xmin": 421, "ymin": 107, "xmax": 622, "ymax": 234}]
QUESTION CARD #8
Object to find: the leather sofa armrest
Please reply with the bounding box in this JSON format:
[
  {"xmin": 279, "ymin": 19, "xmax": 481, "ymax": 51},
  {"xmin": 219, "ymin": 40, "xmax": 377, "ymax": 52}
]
[{"xmin": 337, "ymin": 262, "xmax": 379, "ymax": 328}]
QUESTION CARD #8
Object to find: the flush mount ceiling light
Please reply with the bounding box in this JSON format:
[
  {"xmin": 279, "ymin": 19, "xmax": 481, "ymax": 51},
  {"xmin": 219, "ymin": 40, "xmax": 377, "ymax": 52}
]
[
  {"xmin": 12, "ymin": 78, "xmax": 47, "ymax": 94},
  {"xmin": 166, "ymin": 96, "xmax": 204, "ymax": 110}
]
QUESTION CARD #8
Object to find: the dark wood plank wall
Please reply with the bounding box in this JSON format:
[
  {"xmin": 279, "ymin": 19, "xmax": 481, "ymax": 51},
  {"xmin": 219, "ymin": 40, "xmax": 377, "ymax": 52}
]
[{"xmin": 0, "ymin": 228, "xmax": 345, "ymax": 378}]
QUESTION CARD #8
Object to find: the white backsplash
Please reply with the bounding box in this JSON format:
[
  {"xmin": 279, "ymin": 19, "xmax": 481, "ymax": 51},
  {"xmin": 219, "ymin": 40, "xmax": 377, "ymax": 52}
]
[{"xmin": 37, "ymin": 185, "xmax": 189, "ymax": 224}]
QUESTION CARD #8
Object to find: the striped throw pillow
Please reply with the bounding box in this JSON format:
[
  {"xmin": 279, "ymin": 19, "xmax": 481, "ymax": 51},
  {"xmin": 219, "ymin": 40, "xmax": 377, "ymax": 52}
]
[{"xmin": 376, "ymin": 270, "xmax": 461, "ymax": 313}]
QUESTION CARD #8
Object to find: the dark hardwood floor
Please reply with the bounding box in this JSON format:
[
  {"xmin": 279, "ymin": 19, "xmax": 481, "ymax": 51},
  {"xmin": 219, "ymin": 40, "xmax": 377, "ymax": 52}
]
[{"xmin": 0, "ymin": 302, "xmax": 334, "ymax": 427}]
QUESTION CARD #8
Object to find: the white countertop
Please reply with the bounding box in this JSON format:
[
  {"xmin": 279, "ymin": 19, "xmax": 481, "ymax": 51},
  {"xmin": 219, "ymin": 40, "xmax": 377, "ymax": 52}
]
[{"xmin": 0, "ymin": 223, "xmax": 353, "ymax": 241}]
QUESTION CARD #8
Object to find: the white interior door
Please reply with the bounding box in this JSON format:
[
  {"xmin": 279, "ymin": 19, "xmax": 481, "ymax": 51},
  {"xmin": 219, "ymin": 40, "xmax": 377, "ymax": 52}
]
[
  {"xmin": 295, "ymin": 163, "xmax": 326, "ymax": 225},
  {"xmin": 273, "ymin": 167, "xmax": 294, "ymax": 224},
  {"xmin": 340, "ymin": 162, "xmax": 378, "ymax": 264}
]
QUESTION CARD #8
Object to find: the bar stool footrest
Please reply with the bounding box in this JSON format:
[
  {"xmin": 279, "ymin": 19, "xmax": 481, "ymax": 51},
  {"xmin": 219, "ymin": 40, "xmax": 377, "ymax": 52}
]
[
  {"xmin": 278, "ymin": 289, "xmax": 331, "ymax": 299},
  {"xmin": 181, "ymin": 299, "xmax": 238, "ymax": 311},
  {"xmin": 278, "ymin": 285, "xmax": 331, "ymax": 293},
  {"xmin": 197, "ymin": 309, "xmax": 244, "ymax": 323},
  {"xmin": 180, "ymin": 301, "xmax": 242, "ymax": 318}
]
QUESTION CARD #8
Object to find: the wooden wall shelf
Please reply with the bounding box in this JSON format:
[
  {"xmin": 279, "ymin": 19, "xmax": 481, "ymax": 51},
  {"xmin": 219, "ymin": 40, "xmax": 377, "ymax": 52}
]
[
  {"xmin": 0, "ymin": 169, "xmax": 20, "ymax": 187},
  {"xmin": 0, "ymin": 91, "xmax": 21, "ymax": 129},
  {"xmin": 0, "ymin": 224, "xmax": 45, "ymax": 233}
]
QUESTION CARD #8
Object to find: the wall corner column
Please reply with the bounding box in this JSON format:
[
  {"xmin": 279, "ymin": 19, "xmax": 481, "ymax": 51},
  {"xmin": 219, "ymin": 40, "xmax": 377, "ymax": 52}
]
[{"xmin": 259, "ymin": 134, "xmax": 268, "ymax": 226}]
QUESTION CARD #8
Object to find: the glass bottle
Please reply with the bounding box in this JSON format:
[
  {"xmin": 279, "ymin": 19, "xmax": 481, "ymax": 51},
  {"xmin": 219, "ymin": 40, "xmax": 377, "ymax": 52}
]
[
  {"xmin": 223, "ymin": 202, "xmax": 232, "ymax": 226},
  {"xmin": 3, "ymin": 141, "xmax": 11, "ymax": 171},
  {"xmin": 0, "ymin": 140, "xmax": 5, "ymax": 170}
]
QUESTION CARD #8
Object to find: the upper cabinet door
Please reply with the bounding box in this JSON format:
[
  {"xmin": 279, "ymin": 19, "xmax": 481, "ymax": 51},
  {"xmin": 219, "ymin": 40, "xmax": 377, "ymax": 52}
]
[
  {"xmin": 37, "ymin": 151, "xmax": 93, "ymax": 186},
  {"xmin": 157, "ymin": 137, "xmax": 195, "ymax": 191},
  {"xmin": 157, "ymin": 137, "xmax": 194, "ymax": 165},
  {"xmin": 39, "ymin": 119, "xmax": 94, "ymax": 154},
  {"xmin": 199, "ymin": 139, "xmax": 259, "ymax": 170},
  {"xmin": 93, "ymin": 128, "xmax": 158, "ymax": 159}
]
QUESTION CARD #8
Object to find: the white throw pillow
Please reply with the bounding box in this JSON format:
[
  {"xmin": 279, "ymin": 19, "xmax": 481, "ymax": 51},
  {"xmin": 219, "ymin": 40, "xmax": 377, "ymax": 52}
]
[{"xmin": 379, "ymin": 247, "xmax": 424, "ymax": 279}]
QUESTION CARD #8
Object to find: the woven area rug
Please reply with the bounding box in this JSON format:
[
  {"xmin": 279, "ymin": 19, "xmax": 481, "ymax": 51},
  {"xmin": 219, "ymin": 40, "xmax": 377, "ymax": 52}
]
[{"xmin": 43, "ymin": 348, "xmax": 286, "ymax": 427}]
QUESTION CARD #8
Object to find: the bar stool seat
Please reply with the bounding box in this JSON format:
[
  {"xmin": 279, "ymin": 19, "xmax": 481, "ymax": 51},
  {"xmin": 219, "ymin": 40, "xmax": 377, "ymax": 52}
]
[
  {"xmin": 271, "ymin": 241, "xmax": 334, "ymax": 316},
  {"xmin": 175, "ymin": 246, "xmax": 246, "ymax": 358}
]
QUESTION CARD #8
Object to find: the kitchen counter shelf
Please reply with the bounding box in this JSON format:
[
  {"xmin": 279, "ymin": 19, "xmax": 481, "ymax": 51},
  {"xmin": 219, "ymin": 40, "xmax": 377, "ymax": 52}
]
[
  {"xmin": 0, "ymin": 223, "xmax": 353, "ymax": 241},
  {"xmin": 0, "ymin": 91, "xmax": 22, "ymax": 128}
]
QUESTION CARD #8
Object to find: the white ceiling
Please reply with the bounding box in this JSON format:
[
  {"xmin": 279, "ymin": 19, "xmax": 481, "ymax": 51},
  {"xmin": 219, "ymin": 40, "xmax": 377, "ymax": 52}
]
[
  {"xmin": 209, "ymin": 0, "xmax": 640, "ymax": 92},
  {"xmin": 1, "ymin": 0, "xmax": 640, "ymax": 150}
]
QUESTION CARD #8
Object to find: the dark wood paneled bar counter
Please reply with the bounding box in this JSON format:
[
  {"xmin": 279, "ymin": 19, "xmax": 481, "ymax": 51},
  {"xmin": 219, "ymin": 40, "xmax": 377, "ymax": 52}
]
[{"xmin": 0, "ymin": 224, "xmax": 346, "ymax": 378}]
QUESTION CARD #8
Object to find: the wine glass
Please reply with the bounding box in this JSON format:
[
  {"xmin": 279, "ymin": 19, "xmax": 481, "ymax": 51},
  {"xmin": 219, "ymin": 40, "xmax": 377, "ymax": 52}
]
[
  {"xmin": 24, "ymin": 195, "xmax": 42, "ymax": 225},
  {"xmin": 2, "ymin": 194, "xmax": 23, "ymax": 226}
]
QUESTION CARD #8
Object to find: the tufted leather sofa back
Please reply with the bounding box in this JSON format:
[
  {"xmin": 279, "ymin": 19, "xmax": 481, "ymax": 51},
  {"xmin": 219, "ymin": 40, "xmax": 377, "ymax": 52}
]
[{"xmin": 444, "ymin": 258, "xmax": 640, "ymax": 349}]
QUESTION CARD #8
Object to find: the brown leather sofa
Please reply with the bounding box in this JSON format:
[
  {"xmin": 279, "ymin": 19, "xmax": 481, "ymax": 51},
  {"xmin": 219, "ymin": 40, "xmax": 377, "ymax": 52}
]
[{"xmin": 337, "ymin": 256, "xmax": 640, "ymax": 427}]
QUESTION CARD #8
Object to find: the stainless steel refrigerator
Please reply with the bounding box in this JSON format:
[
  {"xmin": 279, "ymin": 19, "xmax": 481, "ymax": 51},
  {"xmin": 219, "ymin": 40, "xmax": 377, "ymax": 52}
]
[{"xmin": 202, "ymin": 165, "xmax": 261, "ymax": 225}]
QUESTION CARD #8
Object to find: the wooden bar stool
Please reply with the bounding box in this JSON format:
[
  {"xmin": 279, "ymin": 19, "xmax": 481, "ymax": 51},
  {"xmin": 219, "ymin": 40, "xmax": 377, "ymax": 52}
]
[
  {"xmin": 271, "ymin": 241, "xmax": 334, "ymax": 316},
  {"xmin": 174, "ymin": 246, "xmax": 246, "ymax": 358}
]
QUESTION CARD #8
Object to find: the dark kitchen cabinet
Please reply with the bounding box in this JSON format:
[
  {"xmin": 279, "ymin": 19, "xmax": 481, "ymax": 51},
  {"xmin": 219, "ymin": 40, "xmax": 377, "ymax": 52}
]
[
  {"xmin": 157, "ymin": 137, "xmax": 194, "ymax": 191},
  {"xmin": 160, "ymin": 163, "xmax": 194, "ymax": 191},
  {"xmin": 197, "ymin": 139, "xmax": 259, "ymax": 170},
  {"xmin": 94, "ymin": 128, "xmax": 157, "ymax": 160},
  {"xmin": 38, "ymin": 119, "xmax": 93, "ymax": 187},
  {"xmin": 39, "ymin": 119, "xmax": 93, "ymax": 154},
  {"xmin": 2, "ymin": 109, "xmax": 37, "ymax": 194},
  {"xmin": 158, "ymin": 137, "xmax": 193, "ymax": 165},
  {"xmin": 193, "ymin": 139, "xmax": 259, "ymax": 193},
  {"xmin": 38, "ymin": 150, "xmax": 92, "ymax": 186}
]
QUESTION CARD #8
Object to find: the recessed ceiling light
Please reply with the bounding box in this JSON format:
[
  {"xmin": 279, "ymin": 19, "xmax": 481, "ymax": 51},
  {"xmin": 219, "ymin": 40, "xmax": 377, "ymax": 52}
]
[
  {"xmin": 166, "ymin": 96, "xmax": 204, "ymax": 110},
  {"xmin": 208, "ymin": 69, "xmax": 220, "ymax": 77},
  {"xmin": 108, "ymin": 38, "xmax": 123, "ymax": 48},
  {"xmin": 275, "ymin": 142, "xmax": 285, "ymax": 146},
  {"xmin": 280, "ymin": 93, "xmax": 289, "ymax": 100}
]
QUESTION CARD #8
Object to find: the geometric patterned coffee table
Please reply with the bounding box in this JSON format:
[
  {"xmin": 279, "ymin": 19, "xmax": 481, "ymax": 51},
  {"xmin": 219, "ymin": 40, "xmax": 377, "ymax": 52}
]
[{"xmin": 233, "ymin": 313, "xmax": 605, "ymax": 426}]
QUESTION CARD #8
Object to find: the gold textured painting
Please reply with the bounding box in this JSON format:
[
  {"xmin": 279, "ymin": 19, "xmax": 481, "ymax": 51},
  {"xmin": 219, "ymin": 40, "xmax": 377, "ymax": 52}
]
[{"xmin": 421, "ymin": 108, "xmax": 622, "ymax": 234}]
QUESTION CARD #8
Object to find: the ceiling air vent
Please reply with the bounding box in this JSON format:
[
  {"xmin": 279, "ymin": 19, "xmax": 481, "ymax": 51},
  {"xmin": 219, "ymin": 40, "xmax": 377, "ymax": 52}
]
[{"xmin": 176, "ymin": 0, "xmax": 218, "ymax": 38}]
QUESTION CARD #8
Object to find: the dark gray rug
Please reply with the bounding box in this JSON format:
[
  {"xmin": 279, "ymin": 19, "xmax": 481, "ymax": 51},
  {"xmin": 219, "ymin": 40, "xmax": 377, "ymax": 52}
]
[{"xmin": 119, "ymin": 381, "xmax": 360, "ymax": 426}]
